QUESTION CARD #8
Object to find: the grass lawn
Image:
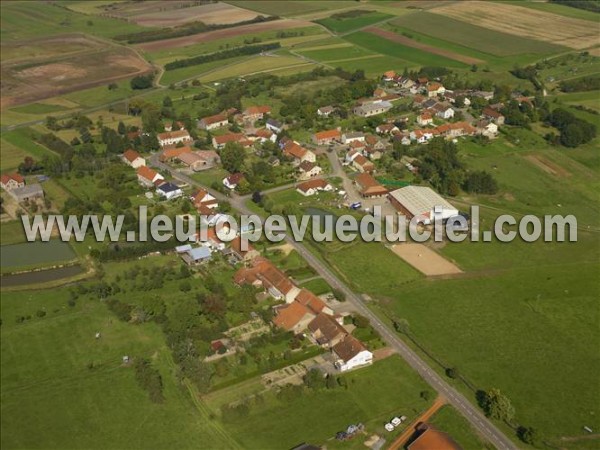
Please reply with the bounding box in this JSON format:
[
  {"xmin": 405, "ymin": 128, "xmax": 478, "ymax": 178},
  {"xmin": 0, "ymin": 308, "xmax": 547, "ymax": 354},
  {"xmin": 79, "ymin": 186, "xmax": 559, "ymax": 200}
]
[
  {"xmin": 197, "ymin": 55, "xmax": 315, "ymax": 83},
  {"xmin": 297, "ymin": 45, "xmax": 377, "ymax": 62},
  {"xmin": 317, "ymin": 11, "xmax": 394, "ymax": 34},
  {"xmin": 0, "ymin": 220, "xmax": 28, "ymax": 245},
  {"xmin": 430, "ymin": 405, "xmax": 494, "ymax": 449},
  {"xmin": 9, "ymin": 103, "xmax": 72, "ymax": 115},
  {"xmin": 0, "ymin": 287, "xmax": 234, "ymax": 449},
  {"xmin": 211, "ymin": 356, "xmax": 434, "ymax": 449},
  {"xmin": 298, "ymin": 277, "xmax": 333, "ymax": 295},
  {"xmin": 1, "ymin": 128, "xmax": 56, "ymax": 164},
  {"xmin": 190, "ymin": 167, "xmax": 230, "ymax": 188},
  {"xmin": 225, "ymin": 1, "xmax": 358, "ymax": 17}
]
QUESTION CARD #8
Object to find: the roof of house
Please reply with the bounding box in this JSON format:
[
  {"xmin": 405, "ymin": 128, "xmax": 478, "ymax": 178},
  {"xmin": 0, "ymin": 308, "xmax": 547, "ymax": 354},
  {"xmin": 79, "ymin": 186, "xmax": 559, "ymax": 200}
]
[
  {"xmin": 160, "ymin": 146, "xmax": 192, "ymax": 161},
  {"xmin": 284, "ymin": 142, "xmax": 308, "ymax": 159},
  {"xmin": 353, "ymin": 154, "xmax": 372, "ymax": 168},
  {"xmin": 273, "ymin": 301, "xmax": 315, "ymax": 331},
  {"xmin": 266, "ymin": 118, "xmax": 282, "ymax": 128},
  {"xmin": 195, "ymin": 150, "xmax": 220, "ymax": 162},
  {"xmin": 234, "ymin": 257, "xmax": 296, "ymax": 297},
  {"xmin": 298, "ymin": 160, "xmax": 317, "ymax": 172},
  {"xmin": 389, "ymin": 185, "xmax": 457, "ymax": 218},
  {"xmin": 214, "ymin": 133, "xmax": 245, "ymax": 145},
  {"xmin": 255, "ymin": 128, "xmax": 274, "ymax": 139},
  {"xmin": 407, "ymin": 426, "xmax": 462, "ymax": 450},
  {"xmin": 383, "ymin": 70, "xmax": 396, "ymax": 78},
  {"xmin": 187, "ymin": 246, "xmax": 212, "ymax": 261},
  {"xmin": 483, "ymin": 106, "xmax": 504, "ymax": 118},
  {"xmin": 355, "ymin": 101, "xmax": 392, "ymax": 113},
  {"xmin": 244, "ymin": 105, "xmax": 271, "ymax": 116},
  {"xmin": 314, "ymin": 129, "xmax": 341, "ymax": 141},
  {"xmin": 377, "ymin": 123, "xmax": 397, "ymax": 131},
  {"xmin": 226, "ymin": 172, "xmax": 245, "ymax": 185},
  {"xmin": 427, "ymin": 82, "xmax": 443, "ymax": 91},
  {"xmin": 178, "ymin": 152, "xmax": 204, "ymax": 165},
  {"xmin": 1, "ymin": 172, "xmax": 25, "ymax": 185},
  {"xmin": 296, "ymin": 289, "xmax": 329, "ymax": 314},
  {"xmin": 122, "ymin": 149, "xmax": 142, "ymax": 163},
  {"xmin": 201, "ymin": 113, "xmax": 228, "ymax": 125},
  {"xmin": 157, "ymin": 182, "xmax": 181, "ymax": 194},
  {"xmin": 297, "ymin": 178, "xmax": 329, "ymax": 193},
  {"xmin": 137, "ymin": 166, "xmax": 160, "ymax": 181},
  {"xmin": 419, "ymin": 112, "xmax": 432, "ymax": 120},
  {"xmin": 333, "ymin": 335, "xmax": 368, "ymax": 362},
  {"xmin": 158, "ymin": 129, "xmax": 190, "ymax": 141},
  {"xmin": 354, "ymin": 173, "xmax": 387, "ymax": 196},
  {"xmin": 231, "ymin": 235, "xmax": 256, "ymax": 257},
  {"xmin": 308, "ymin": 313, "xmax": 347, "ymax": 344},
  {"xmin": 343, "ymin": 132, "xmax": 364, "ymax": 139}
]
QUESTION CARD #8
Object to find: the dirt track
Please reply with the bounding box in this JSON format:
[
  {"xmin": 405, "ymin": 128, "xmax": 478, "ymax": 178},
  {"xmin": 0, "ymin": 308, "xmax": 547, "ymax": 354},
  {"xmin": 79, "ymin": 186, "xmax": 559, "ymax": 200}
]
[
  {"xmin": 391, "ymin": 244, "xmax": 463, "ymax": 276},
  {"xmin": 524, "ymin": 154, "xmax": 571, "ymax": 177},
  {"xmin": 364, "ymin": 26, "xmax": 485, "ymax": 65},
  {"xmin": 135, "ymin": 19, "xmax": 313, "ymax": 52}
]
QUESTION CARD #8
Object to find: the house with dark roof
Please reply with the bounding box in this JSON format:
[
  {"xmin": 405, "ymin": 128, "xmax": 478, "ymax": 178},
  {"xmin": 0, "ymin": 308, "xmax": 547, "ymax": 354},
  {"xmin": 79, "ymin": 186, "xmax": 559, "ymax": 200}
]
[
  {"xmin": 332, "ymin": 335, "xmax": 373, "ymax": 372},
  {"xmin": 308, "ymin": 313, "xmax": 347, "ymax": 348},
  {"xmin": 9, "ymin": 183, "xmax": 44, "ymax": 203},
  {"xmin": 223, "ymin": 172, "xmax": 245, "ymax": 190},
  {"xmin": 156, "ymin": 182, "xmax": 183, "ymax": 200},
  {"xmin": 266, "ymin": 118, "xmax": 283, "ymax": 134}
]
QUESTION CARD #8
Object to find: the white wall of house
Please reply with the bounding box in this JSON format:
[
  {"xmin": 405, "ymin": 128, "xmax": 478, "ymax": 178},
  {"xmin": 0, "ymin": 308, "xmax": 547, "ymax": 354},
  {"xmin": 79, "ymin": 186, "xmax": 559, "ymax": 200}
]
[{"xmin": 336, "ymin": 350, "xmax": 373, "ymax": 372}]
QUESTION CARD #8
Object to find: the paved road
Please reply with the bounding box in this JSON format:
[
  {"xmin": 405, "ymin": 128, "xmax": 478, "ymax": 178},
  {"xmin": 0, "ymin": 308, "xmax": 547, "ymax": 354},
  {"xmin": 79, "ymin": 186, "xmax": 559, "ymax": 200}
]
[{"xmin": 150, "ymin": 154, "xmax": 517, "ymax": 450}]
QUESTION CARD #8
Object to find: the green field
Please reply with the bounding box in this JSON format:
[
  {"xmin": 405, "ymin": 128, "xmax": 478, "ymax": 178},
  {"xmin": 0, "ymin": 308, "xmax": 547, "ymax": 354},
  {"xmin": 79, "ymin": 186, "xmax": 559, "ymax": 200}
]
[
  {"xmin": 226, "ymin": 1, "xmax": 358, "ymax": 17},
  {"xmin": 343, "ymin": 31, "xmax": 468, "ymax": 69},
  {"xmin": 298, "ymin": 44, "xmax": 377, "ymax": 62},
  {"xmin": 391, "ymin": 11, "xmax": 566, "ymax": 57},
  {"xmin": 430, "ymin": 405, "xmax": 494, "ymax": 449},
  {"xmin": 207, "ymin": 356, "xmax": 434, "ymax": 449},
  {"xmin": 316, "ymin": 11, "xmax": 394, "ymax": 34},
  {"xmin": 0, "ymin": 287, "xmax": 236, "ymax": 450}
]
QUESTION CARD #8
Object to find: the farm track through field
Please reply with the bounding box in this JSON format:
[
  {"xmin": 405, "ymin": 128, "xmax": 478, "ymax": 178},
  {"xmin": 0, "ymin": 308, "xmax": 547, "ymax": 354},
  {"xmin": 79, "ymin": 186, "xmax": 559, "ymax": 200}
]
[{"xmin": 364, "ymin": 26, "xmax": 485, "ymax": 65}]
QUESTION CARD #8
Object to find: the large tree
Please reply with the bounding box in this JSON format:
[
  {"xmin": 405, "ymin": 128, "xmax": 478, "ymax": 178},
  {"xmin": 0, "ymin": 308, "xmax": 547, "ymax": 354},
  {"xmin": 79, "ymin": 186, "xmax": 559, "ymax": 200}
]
[{"xmin": 220, "ymin": 142, "xmax": 246, "ymax": 173}]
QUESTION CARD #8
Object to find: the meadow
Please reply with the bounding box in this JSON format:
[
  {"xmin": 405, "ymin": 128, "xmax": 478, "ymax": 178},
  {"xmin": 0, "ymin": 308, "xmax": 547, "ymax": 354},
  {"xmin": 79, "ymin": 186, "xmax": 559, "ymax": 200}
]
[
  {"xmin": 226, "ymin": 1, "xmax": 358, "ymax": 17},
  {"xmin": 316, "ymin": 11, "xmax": 394, "ymax": 34},
  {"xmin": 430, "ymin": 405, "xmax": 494, "ymax": 449}
]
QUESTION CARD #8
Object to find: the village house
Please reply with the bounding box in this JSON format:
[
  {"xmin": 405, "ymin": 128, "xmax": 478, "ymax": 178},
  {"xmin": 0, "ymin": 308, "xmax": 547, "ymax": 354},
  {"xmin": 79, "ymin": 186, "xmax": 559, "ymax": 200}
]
[
  {"xmin": 234, "ymin": 257, "xmax": 300, "ymax": 302},
  {"xmin": 317, "ymin": 105, "xmax": 335, "ymax": 117},
  {"xmin": 417, "ymin": 112, "xmax": 433, "ymax": 127},
  {"xmin": 345, "ymin": 148, "xmax": 361, "ymax": 164},
  {"xmin": 157, "ymin": 129, "xmax": 192, "ymax": 148},
  {"xmin": 426, "ymin": 82, "xmax": 446, "ymax": 98},
  {"xmin": 121, "ymin": 149, "xmax": 146, "ymax": 168},
  {"xmin": 0, "ymin": 172, "xmax": 25, "ymax": 191},
  {"xmin": 180, "ymin": 246, "xmax": 212, "ymax": 266},
  {"xmin": 431, "ymin": 103, "xmax": 455, "ymax": 120},
  {"xmin": 296, "ymin": 290, "xmax": 334, "ymax": 316},
  {"xmin": 282, "ymin": 141, "xmax": 316, "ymax": 166},
  {"xmin": 296, "ymin": 178, "xmax": 332, "ymax": 197},
  {"xmin": 444, "ymin": 90, "xmax": 471, "ymax": 106},
  {"xmin": 313, "ymin": 129, "xmax": 341, "ymax": 146},
  {"xmin": 9, "ymin": 183, "xmax": 44, "ymax": 203},
  {"xmin": 333, "ymin": 335, "xmax": 373, "ymax": 372},
  {"xmin": 308, "ymin": 313, "xmax": 347, "ymax": 348},
  {"xmin": 212, "ymin": 133, "xmax": 248, "ymax": 150},
  {"xmin": 223, "ymin": 172, "xmax": 245, "ymax": 190},
  {"xmin": 266, "ymin": 118, "xmax": 283, "ymax": 134},
  {"xmin": 159, "ymin": 146, "xmax": 192, "ymax": 163},
  {"xmin": 156, "ymin": 182, "xmax": 183, "ymax": 200},
  {"xmin": 198, "ymin": 114, "xmax": 229, "ymax": 131},
  {"xmin": 364, "ymin": 146, "xmax": 382, "ymax": 161},
  {"xmin": 382, "ymin": 70, "xmax": 396, "ymax": 82},
  {"xmin": 137, "ymin": 166, "xmax": 164, "ymax": 187},
  {"xmin": 421, "ymin": 98, "xmax": 438, "ymax": 110},
  {"xmin": 354, "ymin": 173, "xmax": 388, "ymax": 198},
  {"xmin": 230, "ymin": 236, "xmax": 260, "ymax": 263},
  {"xmin": 297, "ymin": 161, "xmax": 322, "ymax": 180},
  {"xmin": 342, "ymin": 132, "xmax": 365, "ymax": 145},
  {"xmin": 349, "ymin": 139, "xmax": 366, "ymax": 153},
  {"xmin": 375, "ymin": 123, "xmax": 399, "ymax": 135},
  {"xmin": 252, "ymin": 128, "xmax": 277, "ymax": 143},
  {"xmin": 352, "ymin": 154, "xmax": 375, "ymax": 173},
  {"xmin": 472, "ymin": 90, "xmax": 494, "ymax": 101},
  {"xmin": 177, "ymin": 152, "xmax": 208, "ymax": 172},
  {"xmin": 475, "ymin": 119, "xmax": 498, "ymax": 138},
  {"xmin": 242, "ymin": 105, "xmax": 271, "ymax": 122},
  {"xmin": 272, "ymin": 301, "xmax": 316, "ymax": 334},
  {"xmin": 191, "ymin": 188, "xmax": 218, "ymax": 211},
  {"xmin": 353, "ymin": 100, "xmax": 393, "ymax": 117},
  {"xmin": 410, "ymin": 129, "xmax": 434, "ymax": 144},
  {"xmin": 164, "ymin": 121, "xmax": 185, "ymax": 132},
  {"xmin": 482, "ymin": 106, "xmax": 505, "ymax": 125}
]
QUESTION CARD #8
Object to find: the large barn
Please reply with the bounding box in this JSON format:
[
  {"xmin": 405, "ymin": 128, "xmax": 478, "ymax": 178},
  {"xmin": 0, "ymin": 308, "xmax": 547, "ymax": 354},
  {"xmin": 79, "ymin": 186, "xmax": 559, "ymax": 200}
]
[{"xmin": 388, "ymin": 186, "xmax": 458, "ymax": 225}]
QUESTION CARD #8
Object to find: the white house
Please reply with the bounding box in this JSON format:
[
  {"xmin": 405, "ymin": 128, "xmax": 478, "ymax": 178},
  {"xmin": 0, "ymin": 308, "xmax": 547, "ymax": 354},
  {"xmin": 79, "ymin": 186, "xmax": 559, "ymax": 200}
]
[
  {"xmin": 410, "ymin": 129, "xmax": 434, "ymax": 144},
  {"xmin": 333, "ymin": 335, "xmax": 373, "ymax": 372},
  {"xmin": 342, "ymin": 132, "xmax": 365, "ymax": 145},
  {"xmin": 265, "ymin": 118, "xmax": 283, "ymax": 134},
  {"xmin": 137, "ymin": 166, "xmax": 164, "ymax": 187},
  {"xmin": 157, "ymin": 130, "xmax": 192, "ymax": 147},
  {"xmin": 0, "ymin": 172, "xmax": 25, "ymax": 191},
  {"xmin": 223, "ymin": 173, "xmax": 244, "ymax": 190},
  {"xmin": 426, "ymin": 82, "xmax": 445, "ymax": 98},
  {"xmin": 433, "ymin": 105, "xmax": 455, "ymax": 120},
  {"xmin": 353, "ymin": 100, "xmax": 392, "ymax": 117},
  {"xmin": 121, "ymin": 149, "xmax": 146, "ymax": 169},
  {"xmin": 156, "ymin": 182, "xmax": 183, "ymax": 200},
  {"xmin": 198, "ymin": 114, "xmax": 228, "ymax": 131},
  {"xmin": 317, "ymin": 106, "xmax": 335, "ymax": 117},
  {"xmin": 296, "ymin": 178, "xmax": 332, "ymax": 197},
  {"xmin": 417, "ymin": 112, "xmax": 433, "ymax": 127}
]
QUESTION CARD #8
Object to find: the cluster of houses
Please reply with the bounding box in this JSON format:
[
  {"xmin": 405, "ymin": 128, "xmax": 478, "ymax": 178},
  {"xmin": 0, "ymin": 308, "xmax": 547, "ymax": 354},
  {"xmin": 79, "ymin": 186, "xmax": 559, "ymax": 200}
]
[
  {"xmin": 121, "ymin": 149, "xmax": 184, "ymax": 200},
  {"xmin": 0, "ymin": 172, "xmax": 44, "ymax": 203}
]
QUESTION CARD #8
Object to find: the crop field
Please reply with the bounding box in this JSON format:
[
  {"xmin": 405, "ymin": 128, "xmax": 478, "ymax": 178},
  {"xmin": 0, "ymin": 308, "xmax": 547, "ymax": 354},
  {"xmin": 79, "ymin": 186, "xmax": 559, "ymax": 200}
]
[
  {"xmin": 226, "ymin": 1, "xmax": 358, "ymax": 17},
  {"xmin": 330, "ymin": 55, "xmax": 415, "ymax": 76},
  {"xmin": 344, "ymin": 31, "xmax": 468, "ymax": 69},
  {"xmin": 210, "ymin": 356, "xmax": 434, "ymax": 449},
  {"xmin": 430, "ymin": 1, "xmax": 597, "ymax": 50},
  {"xmin": 134, "ymin": 18, "xmax": 313, "ymax": 52},
  {"xmin": 297, "ymin": 44, "xmax": 377, "ymax": 62},
  {"xmin": 197, "ymin": 55, "xmax": 315, "ymax": 83},
  {"xmin": 391, "ymin": 11, "xmax": 567, "ymax": 57},
  {"xmin": 99, "ymin": 1, "xmax": 260, "ymax": 27},
  {"xmin": 2, "ymin": 45, "xmax": 152, "ymax": 108},
  {"xmin": 316, "ymin": 11, "xmax": 394, "ymax": 34}
]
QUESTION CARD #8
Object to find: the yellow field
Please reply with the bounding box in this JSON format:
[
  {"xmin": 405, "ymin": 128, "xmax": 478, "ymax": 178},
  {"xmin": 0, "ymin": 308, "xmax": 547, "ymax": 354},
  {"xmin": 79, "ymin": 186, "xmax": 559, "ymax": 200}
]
[
  {"xmin": 431, "ymin": 1, "xmax": 598, "ymax": 50},
  {"xmin": 198, "ymin": 55, "xmax": 316, "ymax": 82}
]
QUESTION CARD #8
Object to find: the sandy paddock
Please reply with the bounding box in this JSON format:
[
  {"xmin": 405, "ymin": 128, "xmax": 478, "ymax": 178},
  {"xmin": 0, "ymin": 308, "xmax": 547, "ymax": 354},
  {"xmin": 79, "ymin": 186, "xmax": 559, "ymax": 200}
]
[{"xmin": 391, "ymin": 243, "xmax": 462, "ymax": 276}]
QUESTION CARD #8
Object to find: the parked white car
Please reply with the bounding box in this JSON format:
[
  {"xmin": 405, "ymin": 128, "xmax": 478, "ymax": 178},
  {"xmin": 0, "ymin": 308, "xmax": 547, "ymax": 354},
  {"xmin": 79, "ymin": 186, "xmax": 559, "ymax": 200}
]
[
  {"xmin": 391, "ymin": 417, "xmax": 402, "ymax": 427},
  {"xmin": 384, "ymin": 423, "xmax": 395, "ymax": 432}
]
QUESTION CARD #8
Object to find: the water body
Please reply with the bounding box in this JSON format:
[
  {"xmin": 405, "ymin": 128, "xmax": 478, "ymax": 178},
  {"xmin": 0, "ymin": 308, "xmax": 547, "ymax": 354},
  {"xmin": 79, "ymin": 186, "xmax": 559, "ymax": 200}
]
[
  {"xmin": 0, "ymin": 265, "xmax": 83, "ymax": 287},
  {"xmin": 1, "ymin": 240, "xmax": 76, "ymax": 268}
]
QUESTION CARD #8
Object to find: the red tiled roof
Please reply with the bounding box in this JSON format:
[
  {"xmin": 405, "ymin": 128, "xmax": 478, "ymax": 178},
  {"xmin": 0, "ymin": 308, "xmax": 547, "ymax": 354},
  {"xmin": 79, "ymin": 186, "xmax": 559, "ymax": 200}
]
[
  {"xmin": 273, "ymin": 302, "xmax": 314, "ymax": 331},
  {"xmin": 136, "ymin": 166, "xmax": 160, "ymax": 182},
  {"xmin": 159, "ymin": 146, "xmax": 192, "ymax": 161},
  {"xmin": 1, "ymin": 172, "xmax": 24, "ymax": 185},
  {"xmin": 214, "ymin": 133, "xmax": 245, "ymax": 145},
  {"xmin": 314, "ymin": 129, "xmax": 341, "ymax": 141},
  {"xmin": 201, "ymin": 114, "xmax": 228, "ymax": 125},
  {"xmin": 122, "ymin": 149, "xmax": 142, "ymax": 163},
  {"xmin": 297, "ymin": 178, "xmax": 329, "ymax": 193}
]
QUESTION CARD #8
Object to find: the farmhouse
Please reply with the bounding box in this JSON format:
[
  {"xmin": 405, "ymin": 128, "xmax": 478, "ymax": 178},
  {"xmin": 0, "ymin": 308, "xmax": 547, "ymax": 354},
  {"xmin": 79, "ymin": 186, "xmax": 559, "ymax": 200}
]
[
  {"xmin": 352, "ymin": 154, "xmax": 375, "ymax": 173},
  {"xmin": 410, "ymin": 129, "xmax": 434, "ymax": 144},
  {"xmin": 212, "ymin": 133, "xmax": 247, "ymax": 150},
  {"xmin": 243, "ymin": 105, "xmax": 271, "ymax": 122},
  {"xmin": 376, "ymin": 123, "xmax": 399, "ymax": 135},
  {"xmin": 482, "ymin": 106, "xmax": 505, "ymax": 125},
  {"xmin": 156, "ymin": 182, "xmax": 183, "ymax": 200},
  {"xmin": 332, "ymin": 335, "xmax": 373, "ymax": 372},
  {"xmin": 283, "ymin": 141, "xmax": 316, "ymax": 166},
  {"xmin": 191, "ymin": 189, "xmax": 218, "ymax": 210},
  {"xmin": 342, "ymin": 132, "xmax": 365, "ymax": 145},
  {"xmin": 252, "ymin": 128, "xmax": 276, "ymax": 143},
  {"xmin": 157, "ymin": 129, "xmax": 192, "ymax": 147},
  {"xmin": 296, "ymin": 289, "xmax": 334, "ymax": 316},
  {"xmin": 353, "ymin": 100, "xmax": 392, "ymax": 117},
  {"xmin": 159, "ymin": 146, "xmax": 191, "ymax": 162},
  {"xmin": 178, "ymin": 152, "xmax": 208, "ymax": 171},
  {"xmin": 230, "ymin": 236, "xmax": 260, "ymax": 263},
  {"xmin": 476, "ymin": 119, "xmax": 498, "ymax": 138},
  {"xmin": 9, "ymin": 183, "xmax": 44, "ymax": 202},
  {"xmin": 121, "ymin": 149, "xmax": 145, "ymax": 168},
  {"xmin": 0, "ymin": 172, "xmax": 25, "ymax": 191},
  {"xmin": 234, "ymin": 257, "xmax": 300, "ymax": 302},
  {"xmin": 354, "ymin": 173, "xmax": 388, "ymax": 198},
  {"xmin": 426, "ymin": 82, "xmax": 446, "ymax": 98},
  {"xmin": 388, "ymin": 185, "xmax": 458, "ymax": 225},
  {"xmin": 272, "ymin": 301, "xmax": 316, "ymax": 334},
  {"xmin": 180, "ymin": 246, "xmax": 212, "ymax": 266},
  {"xmin": 298, "ymin": 161, "xmax": 322, "ymax": 180},
  {"xmin": 198, "ymin": 114, "xmax": 228, "ymax": 131},
  {"xmin": 296, "ymin": 178, "xmax": 332, "ymax": 197},
  {"xmin": 137, "ymin": 166, "xmax": 164, "ymax": 187},
  {"xmin": 317, "ymin": 105, "xmax": 335, "ymax": 117},
  {"xmin": 313, "ymin": 129, "xmax": 341, "ymax": 146},
  {"xmin": 308, "ymin": 313, "xmax": 347, "ymax": 347},
  {"xmin": 417, "ymin": 112, "xmax": 433, "ymax": 126},
  {"xmin": 431, "ymin": 103, "xmax": 455, "ymax": 120},
  {"xmin": 223, "ymin": 172, "xmax": 245, "ymax": 190}
]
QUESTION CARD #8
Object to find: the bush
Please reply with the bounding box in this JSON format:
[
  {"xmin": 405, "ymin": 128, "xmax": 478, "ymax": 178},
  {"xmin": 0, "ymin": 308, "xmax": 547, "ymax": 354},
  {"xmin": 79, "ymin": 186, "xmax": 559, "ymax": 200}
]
[
  {"xmin": 36, "ymin": 310, "xmax": 46, "ymax": 318},
  {"xmin": 130, "ymin": 74, "xmax": 154, "ymax": 90}
]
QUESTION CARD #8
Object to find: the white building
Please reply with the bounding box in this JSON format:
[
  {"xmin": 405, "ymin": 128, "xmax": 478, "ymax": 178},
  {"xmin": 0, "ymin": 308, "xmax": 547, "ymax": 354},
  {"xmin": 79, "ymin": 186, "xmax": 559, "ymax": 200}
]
[
  {"xmin": 333, "ymin": 335, "xmax": 373, "ymax": 372},
  {"xmin": 121, "ymin": 149, "xmax": 146, "ymax": 169},
  {"xmin": 353, "ymin": 100, "xmax": 392, "ymax": 117},
  {"xmin": 157, "ymin": 130, "xmax": 192, "ymax": 147},
  {"xmin": 156, "ymin": 182, "xmax": 183, "ymax": 200},
  {"xmin": 342, "ymin": 132, "xmax": 365, "ymax": 145},
  {"xmin": 388, "ymin": 185, "xmax": 459, "ymax": 225}
]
